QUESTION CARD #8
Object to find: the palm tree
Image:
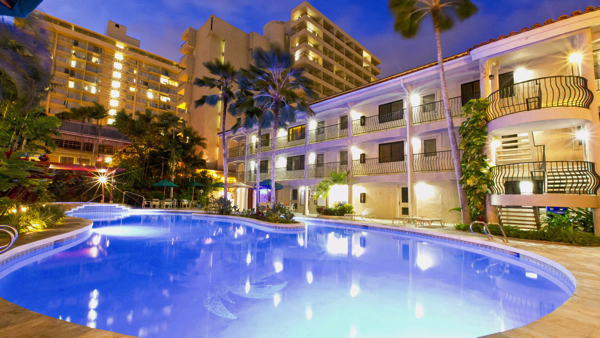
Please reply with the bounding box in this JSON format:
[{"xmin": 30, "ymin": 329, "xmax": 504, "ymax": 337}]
[
  {"xmin": 229, "ymin": 85, "xmax": 270, "ymax": 212},
  {"xmin": 247, "ymin": 48, "xmax": 316, "ymax": 208},
  {"xmin": 389, "ymin": 0, "xmax": 477, "ymax": 224},
  {"xmin": 194, "ymin": 60, "xmax": 239, "ymax": 206}
]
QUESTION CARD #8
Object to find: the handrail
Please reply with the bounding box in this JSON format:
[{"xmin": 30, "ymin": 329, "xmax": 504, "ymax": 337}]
[
  {"xmin": 486, "ymin": 222, "xmax": 509, "ymax": 243},
  {"xmin": 469, "ymin": 221, "xmax": 491, "ymax": 240},
  {"xmin": 469, "ymin": 221, "xmax": 509, "ymax": 243},
  {"xmin": 412, "ymin": 150, "xmax": 460, "ymax": 172},
  {"xmin": 486, "ymin": 75, "xmax": 594, "ymax": 121},
  {"xmin": 411, "ymin": 96, "xmax": 465, "ymax": 125},
  {"xmin": 351, "ymin": 110, "xmax": 406, "ymax": 136},
  {"xmin": 0, "ymin": 225, "xmax": 18, "ymax": 254},
  {"xmin": 308, "ymin": 123, "xmax": 348, "ymax": 143},
  {"xmin": 87, "ymin": 195, "xmax": 103, "ymax": 203},
  {"xmin": 122, "ymin": 191, "xmax": 146, "ymax": 205},
  {"xmin": 307, "ymin": 162, "xmax": 348, "ymax": 179},
  {"xmin": 352, "ymin": 156, "xmax": 407, "ymax": 176}
]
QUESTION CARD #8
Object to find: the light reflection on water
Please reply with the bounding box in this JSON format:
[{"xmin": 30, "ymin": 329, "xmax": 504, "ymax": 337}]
[{"xmin": 0, "ymin": 214, "xmax": 573, "ymax": 338}]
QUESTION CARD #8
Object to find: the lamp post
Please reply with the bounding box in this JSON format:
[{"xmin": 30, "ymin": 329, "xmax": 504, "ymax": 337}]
[{"xmin": 98, "ymin": 175, "xmax": 107, "ymax": 203}]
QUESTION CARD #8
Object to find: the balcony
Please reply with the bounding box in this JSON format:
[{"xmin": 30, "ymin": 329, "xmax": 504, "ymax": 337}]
[
  {"xmin": 249, "ymin": 140, "xmax": 272, "ymax": 155},
  {"xmin": 307, "ymin": 162, "xmax": 348, "ymax": 179},
  {"xmin": 352, "ymin": 157, "xmax": 406, "ymax": 176},
  {"xmin": 275, "ymin": 134, "xmax": 305, "ymax": 150},
  {"xmin": 412, "ymin": 96, "xmax": 469, "ymax": 125},
  {"xmin": 180, "ymin": 40, "xmax": 194, "ymax": 55},
  {"xmin": 486, "ymin": 76, "xmax": 594, "ymax": 122},
  {"xmin": 275, "ymin": 167, "xmax": 305, "ymax": 181},
  {"xmin": 352, "ymin": 110, "xmax": 406, "ymax": 136},
  {"xmin": 57, "ymin": 121, "xmax": 130, "ymax": 142},
  {"xmin": 228, "ymin": 146, "xmax": 245, "ymax": 159},
  {"xmin": 308, "ymin": 123, "xmax": 348, "ymax": 143},
  {"xmin": 413, "ymin": 150, "xmax": 459, "ymax": 172}
]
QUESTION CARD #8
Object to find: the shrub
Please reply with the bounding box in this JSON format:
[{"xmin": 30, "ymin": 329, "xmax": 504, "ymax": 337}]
[
  {"xmin": 546, "ymin": 208, "xmax": 593, "ymax": 233},
  {"xmin": 316, "ymin": 202, "xmax": 354, "ymax": 216},
  {"xmin": 0, "ymin": 203, "xmax": 66, "ymax": 234}
]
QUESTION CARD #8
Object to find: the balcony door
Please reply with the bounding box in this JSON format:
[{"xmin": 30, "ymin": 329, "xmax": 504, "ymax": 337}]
[
  {"xmin": 288, "ymin": 125, "xmax": 305, "ymax": 141},
  {"xmin": 461, "ymin": 80, "xmax": 481, "ymax": 105},
  {"xmin": 378, "ymin": 100, "xmax": 403, "ymax": 123},
  {"xmin": 287, "ymin": 155, "xmax": 305, "ymax": 171},
  {"xmin": 379, "ymin": 141, "xmax": 404, "ymax": 163}
]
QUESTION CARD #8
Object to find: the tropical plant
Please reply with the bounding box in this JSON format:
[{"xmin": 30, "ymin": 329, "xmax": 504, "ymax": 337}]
[
  {"xmin": 0, "ymin": 203, "xmax": 65, "ymax": 234},
  {"xmin": 546, "ymin": 208, "xmax": 594, "ymax": 234},
  {"xmin": 389, "ymin": 0, "xmax": 478, "ymax": 224},
  {"xmin": 193, "ymin": 59, "xmax": 239, "ymax": 206},
  {"xmin": 459, "ymin": 98, "xmax": 492, "ymax": 221},
  {"xmin": 247, "ymin": 48, "xmax": 316, "ymax": 208},
  {"xmin": 314, "ymin": 170, "xmax": 354, "ymax": 204},
  {"xmin": 317, "ymin": 202, "xmax": 354, "ymax": 216}
]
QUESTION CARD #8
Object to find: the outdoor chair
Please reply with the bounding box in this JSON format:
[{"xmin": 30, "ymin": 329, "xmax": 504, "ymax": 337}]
[
  {"xmin": 151, "ymin": 199, "xmax": 160, "ymax": 209},
  {"xmin": 181, "ymin": 199, "xmax": 189, "ymax": 208},
  {"xmin": 164, "ymin": 199, "xmax": 173, "ymax": 209},
  {"xmin": 344, "ymin": 208, "xmax": 375, "ymax": 221}
]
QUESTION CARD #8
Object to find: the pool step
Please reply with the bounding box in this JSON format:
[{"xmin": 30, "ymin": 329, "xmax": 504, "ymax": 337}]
[{"xmin": 66, "ymin": 203, "xmax": 131, "ymax": 215}]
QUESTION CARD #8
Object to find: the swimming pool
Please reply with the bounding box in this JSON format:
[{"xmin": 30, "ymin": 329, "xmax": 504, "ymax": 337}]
[{"xmin": 0, "ymin": 213, "xmax": 574, "ymax": 337}]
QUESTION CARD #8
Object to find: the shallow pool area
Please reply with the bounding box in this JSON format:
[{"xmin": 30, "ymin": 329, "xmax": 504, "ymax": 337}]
[{"xmin": 0, "ymin": 213, "xmax": 574, "ymax": 338}]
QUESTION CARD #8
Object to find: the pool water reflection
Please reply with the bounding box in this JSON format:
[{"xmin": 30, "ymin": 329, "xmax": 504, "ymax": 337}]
[{"xmin": 0, "ymin": 214, "xmax": 573, "ymax": 337}]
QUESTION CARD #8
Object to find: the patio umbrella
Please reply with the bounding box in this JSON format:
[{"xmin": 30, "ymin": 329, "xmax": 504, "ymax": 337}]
[
  {"xmin": 152, "ymin": 180, "xmax": 179, "ymax": 200},
  {"xmin": 259, "ymin": 179, "xmax": 283, "ymax": 190},
  {"xmin": 0, "ymin": 0, "xmax": 44, "ymax": 18},
  {"xmin": 229, "ymin": 182, "xmax": 252, "ymax": 188},
  {"xmin": 185, "ymin": 181, "xmax": 204, "ymax": 205}
]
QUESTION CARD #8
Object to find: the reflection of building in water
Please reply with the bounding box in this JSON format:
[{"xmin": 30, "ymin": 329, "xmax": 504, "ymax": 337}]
[{"xmin": 497, "ymin": 277, "xmax": 563, "ymax": 327}]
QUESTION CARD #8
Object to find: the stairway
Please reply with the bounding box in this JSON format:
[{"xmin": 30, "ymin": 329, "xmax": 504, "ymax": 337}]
[
  {"xmin": 498, "ymin": 206, "xmax": 541, "ymax": 229},
  {"xmin": 496, "ymin": 133, "xmax": 536, "ymax": 165}
]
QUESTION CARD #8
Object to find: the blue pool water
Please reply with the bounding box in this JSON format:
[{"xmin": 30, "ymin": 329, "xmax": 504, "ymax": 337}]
[{"xmin": 0, "ymin": 213, "xmax": 573, "ymax": 337}]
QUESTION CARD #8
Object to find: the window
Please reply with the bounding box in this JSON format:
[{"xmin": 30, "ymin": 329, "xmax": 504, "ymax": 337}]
[
  {"xmin": 424, "ymin": 139, "xmax": 437, "ymax": 156},
  {"xmin": 461, "ymin": 80, "xmax": 481, "ymax": 105},
  {"xmin": 422, "ymin": 94, "xmax": 436, "ymax": 113},
  {"xmin": 288, "ymin": 125, "xmax": 305, "ymax": 141},
  {"xmin": 260, "ymin": 160, "xmax": 269, "ymax": 173},
  {"xmin": 379, "ymin": 141, "xmax": 404, "ymax": 163},
  {"xmin": 316, "ymin": 154, "xmax": 324, "ymax": 167},
  {"xmin": 79, "ymin": 158, "xmax": 91, "ymax": 165},
  {"xmin": 260, "ymin": 133, "xmax": 270, "ymax": 147},
  {"xmin": 59, "ymin": 156, "xmax": 74, "ymax": 164},
  {"xmin": 378, "ymin": 100, "xmax": 403, "ymax": 123},
  {"xmin": 340, "ymin": 151, "xmax": 348, "ymax": 165},
  {"xmin": 402, "ymin": 187, "xmax": 409, "ymax": 203},
  {"xmin": 287, "ymin": 155, "xmax": 305, "ymax": 171},
  {"xmin": 402, "ymin": 207, "xmax": 409, "ymax": 215},
  {"xmin": 317, "ymin": 121, "xmax": 325, "ymax": 135},
  {"xmin": 339, "ymin": 115, "xmax": 348, "ymax": 130},
  {"xmin": 499, "ymin": 72, "xmax": 514, "ymax": 98},
  {"xmin": 292, "ymin": 189, "xmax": 298, "ymax": 200}
]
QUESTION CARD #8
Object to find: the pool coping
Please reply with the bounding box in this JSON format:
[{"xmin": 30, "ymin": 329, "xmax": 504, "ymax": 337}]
[{"xmin": 0, "ymin": 214, "xmax": 596, "ymax": 338}]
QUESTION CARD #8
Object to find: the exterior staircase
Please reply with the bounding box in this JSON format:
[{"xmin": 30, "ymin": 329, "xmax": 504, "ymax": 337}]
[
  {"xmin": 497, "ymin": 206, "xmax": 542, "ymax": 229},
  {"xmin": 496, "ymin": 133, "xmax": 536, "ymax": 165}
]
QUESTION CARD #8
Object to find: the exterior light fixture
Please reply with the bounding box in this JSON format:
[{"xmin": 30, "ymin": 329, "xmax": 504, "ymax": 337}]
[
  {"xmin": 308, "ymin": 119, "xmax": 317, "ymax": 130},
  {"xmin": 112, "ymin": 81, "xmax": 120, "ymax": 88},
  {"xmin": 514, "ymin": 67, "xmax": 530, "ymax": 83},
  {"xmin": 410, "ymin": 93, "xmax": 421, "ymax": 106},
  {"xmin": 110, "ymin": 90, "xmax": 119, "ymax": 98},
  {"xmin": 98, "ymin": 176, "xmax": 107, "ymax": 184},
  {"xmin": 519, "ymin": 181, "xmax": 533, "ymax": 194},
  {"xmin": 576, "ymin": 128, "xmax": 589, "ymax": 141},
  {"xmin": 113, "ymin": 62, "xmax": 122, "ymax": 70},
  {"xmin": 110, "ymin": 100, "xmax": 119, "ymax": 107},
  {"xmin": 569, "ymin": 53, "xmax": 582, "ymax": 64},
  {"xmin": 109, "ymin": 109, "xmax": 117, "ymax": 115}
]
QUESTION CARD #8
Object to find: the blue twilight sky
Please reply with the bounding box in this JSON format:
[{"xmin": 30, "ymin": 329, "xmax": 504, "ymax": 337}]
[{"xmin": 36, "ymin": 0, "xmax": 595, "ymax": 77}]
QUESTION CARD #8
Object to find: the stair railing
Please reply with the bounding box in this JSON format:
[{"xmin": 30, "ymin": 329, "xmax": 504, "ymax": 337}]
[
  {"xmin": 0, "ymin": 225, "xmax": 18, "ymax": 254},
  {"xmin": 122, "ymin": 191, "xmax": 146, "ymax": 206}
]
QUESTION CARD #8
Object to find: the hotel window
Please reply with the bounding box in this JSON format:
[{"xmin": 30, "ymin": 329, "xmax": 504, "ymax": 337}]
[
  {"xmin": 59, "ymin": 156, "xmax": 74, "ymax": 164},
  {"xmin": 292, "ymin": 189, "xmax": 298, "ymax": 200},
  {"xmin": 339, "ymin": 150, "xmax": 348, "ymax": 166},
  {"xmin": 317, "ymin": 121, "xmax": 325, "ymax": 135},
  {"xmin": 288, "ymin": 125, "xmax": 305, "ymax": 141},
  {"xmin": 378, "ymin": 100, "xmax": 403, "ymax": 123},
  {"xmin": 422, "ymin": 94, "xmax": 435, "ymax": 113},
  {"xmin": 339, "ymin": 115, "xmax": 348, "ymax": 130},
  {"xmin": 316, "ymin": 154, "xmax": 325, "ymax": 167},
  {"xmin": 424, "ymin": 139, "xmax": 437, "ymax": 157},
  {"xmin": 499, "ymin": 72, "xmax": 514, "ymax": 98},
  {"xmin": 260, "ymin": 133, "xmax": 270, "ymax": 147},
  {"xmin": 461, "ymin": 80, "xmax": 481, "ymax": 105},
  {"xmin": 260, "ymin": 160, "xmax": 269, "ymax": 173},
  {"xmin": 287, "ymin": 155, "xmax": 305, "ymax": 171},
  {"xmin": 379, "ymin": 141, "xmax": 404, "ymax": 163}
]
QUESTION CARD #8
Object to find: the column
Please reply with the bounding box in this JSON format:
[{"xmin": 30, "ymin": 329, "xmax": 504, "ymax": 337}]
[
  {"xmin": 304, "ymin": 124, "xmax": 310, "ymax": 215},
  {"xmin": 576, "ymin": 29, "xmax": 600, "ymax": 236},
  {"xmin": 401, "ymin": 80, "xmax": 414, "ymax": 218},
  {"xmin": 347, "ymin": 110, "xmax": 354, "ymax": 206},
  {"xmin": 480, "ymin": 58, "xmax": 500, "ymax": 224}
]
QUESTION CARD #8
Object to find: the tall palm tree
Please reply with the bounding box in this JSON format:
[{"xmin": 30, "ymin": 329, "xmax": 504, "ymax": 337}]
[
  {"xmin": 194, "ymin": 59, "xmax": 239, "ymax": 205},
  {"xmin": 229, "ymin": 85, "xmax": 270, "ymax": 212},
  {"xmin": 389, "ymin": 0, "xmax": 477, "ymax": 224},
  {"xmin": 247, "ymin": 48, "xmax": 316, "ymax": 208}
]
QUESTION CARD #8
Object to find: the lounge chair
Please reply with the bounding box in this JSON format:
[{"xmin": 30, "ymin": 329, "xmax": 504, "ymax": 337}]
[
  {"xmin": 151, "ymin": 199, "xmax": 160, "ymax": 209},
  {"xmin": 181, "ymin": 199, "xmax": 189, "ymax": 208},
  {"xmin": 163, "ymin": 199, "xmax": 173, "ymax": 209},
  {"xmin": 344, "ymin": 208, "xmax": 375, "ymax": 221}
]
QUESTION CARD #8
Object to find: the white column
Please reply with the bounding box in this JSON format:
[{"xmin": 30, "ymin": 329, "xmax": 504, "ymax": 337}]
[
  {"xmin": 347, "ymin": 110, "xmax": 354, "ymax": 207},
  {"xmin": 401, "ymin": 80, "xmax": 414, "ymax": 218},
  {"xmin": 304, "ymin": 122, "xmax": 309, "ymax": 215}
]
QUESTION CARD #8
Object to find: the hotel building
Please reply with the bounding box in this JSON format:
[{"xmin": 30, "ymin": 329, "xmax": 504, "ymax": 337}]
[
  {"xmin": 176, "ymin": 1, "xmax": 381, "ymax": 169},
  {"xmin": 16, "ymin": 13, "xmax": 182, "ymax": 166},
  {"xmin": 222, "ymin": 6, "xmax": 600, "ymax": 233}
]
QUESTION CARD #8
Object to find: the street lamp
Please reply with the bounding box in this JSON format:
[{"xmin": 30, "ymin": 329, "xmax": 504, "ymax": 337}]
[{"xmin": 98, "ymin": 175, "xmax": 107, "ymax": 203}]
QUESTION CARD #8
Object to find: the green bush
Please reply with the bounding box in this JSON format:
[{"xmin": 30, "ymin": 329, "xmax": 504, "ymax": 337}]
[
  {"xmin": 214, "ymin": 203, "xmax": 297, "ymax": 224},
  {"xmin": 0, "ymin": 203, "xmax": 66, "ymax": 234},
  {"xmin": 455, "ymin": 222, "xmax": 600, "ymax": 246},
  {"xmin": 316, "ymin": 202, "xmax": 354, "ymax": 216},
  {"xmin": 546, "ymin": 208, "xmax": 593, "ymax": 233}
]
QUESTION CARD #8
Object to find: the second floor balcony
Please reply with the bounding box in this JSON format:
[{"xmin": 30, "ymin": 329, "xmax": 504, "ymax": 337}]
[
  {"xmin": 308, "ymin": 123, "xmax": 348, "ymax": 143},
  {"xmin": 353, "ymin": 156, "xmax": 407, "ymax": 176}
]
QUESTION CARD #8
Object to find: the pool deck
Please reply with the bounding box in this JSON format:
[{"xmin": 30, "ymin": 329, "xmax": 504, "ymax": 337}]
[{"xmin": 0, "ymin": 214, "xmax": 599, "ymax": 337}]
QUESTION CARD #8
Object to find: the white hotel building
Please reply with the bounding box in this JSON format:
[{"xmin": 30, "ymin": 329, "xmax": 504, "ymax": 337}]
[{"xmin": 222, "ymin": 7, "xmax": 600, "ymax": 231}]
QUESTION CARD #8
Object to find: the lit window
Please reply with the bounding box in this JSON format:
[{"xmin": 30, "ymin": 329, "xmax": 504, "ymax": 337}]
[
  {"xmin": 71, "ymin": 60, "xmax": 76, "ymax": 67},
  {"xmin": 115, "ymin": 53, "xmax": 123, "ymax": 60},
  {"xmin": 160, "ymin": 77, "xmax": 169, "ymax": 85},
  {"xmin": 116, "ymin": 43, "xmax": 124, "ymax": 49},
  {"xmin": 160, "ymin": 96, "xmax": 170, "ymax": 102},
  {"xmin": 110, "ymin": 100, "xmax": 119, "ymax": 107},
  {"xmin": 112, "ymin": 81, "xmax": 120, "ymax": 88},
  {"xmin": 68, "ymin": 81, "xmax": 75, "ymax": 88},
  {"xmin": 134, "ymin": 70, "xmax": 137, "ymax": 74},
  {"xmin": 113, "ymin": 71, "xmax": 121, "ymax": 79},
  {"xmin": 90, "ymin": 86, "xmax": 97, "ymax": 94},
  {"xmin": 107, "ymin": 118, "xmax": 115, "ymax": 125},
  {"xmin": 147, "ymin": 92, "xmax": 154, "ymax": 99},
  {"xmin": 110, "ymin": 90, "xmax": 119, "ymax": 98},
  {"xmin": 129, "ymin": 86, "xmax": 135, "ymax": 91},
  {"xmin": 169, "ymin": 80, "xmax": 178, "ymax": 86},
  {"xmin": 114, "ymin": 62, "xmax": 123, "ymax": 70},
  {"xmin": 109, "ymin": 109, "xmax": 117, "ymax": 115}
]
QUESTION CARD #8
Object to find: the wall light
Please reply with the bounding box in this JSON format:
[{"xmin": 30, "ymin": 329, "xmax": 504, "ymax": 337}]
[
  {"xmin": 308, "ymin": 152, "xmax": 316, "ymax": 163},
  {"xmin": 410, "ymin": 93, "xmax": 421, "ymax": 106},
  {"xmin": 251, "ymin": 135, "xmax": 257, "ymax": 143},
  {"xmin": 411, "ymin": 137, "xmax": 420, "ymax": 150},
  {"xmin": 113, "ymin": 62, "xmax": 122, "ymax": 70},
  {"xmin": 514, "ymin": 67, "xmax": 530, "ymax": 83},
  {"xmin": 115, "ymin": 53, "xmax": 123, "ymax": 60},
  {"xmin": 277, "ymin": 128, "xmax": 287, "ymax": 137},
  {"xmin": 112, "ymin": 81, "xmax": 120, "ymax": 88},
  {"xmin": 108, "ymin": 118, "xmax": 115, "ymax": 125},
  {"xmin": 569, "ymin": 52, "xmax": 582, "ymax": 64},
  {"xmin": 109, "ymin": 100, "xmax": 119, "ymax": 107},
  {"xmin": 112, "ymin": 71, "xmax": 121, "ymax": 79},
  {"xmin": 350, "ymin": 110, "xmax": 361, "ymax": 120},
  {"xmin": 415, "ymin": 182, "xmax": 435, "ymax": 200},
  {"xmin": 110, "ymin": 90, "xmax": 119, "ymax": 98},
  {"xmin": 576, "ymin": 128, "xmax": 589, "ymax": 141},
  {"xmin": 109, "ymin": 109, "xmax": 117, "ymax": 116},
  {"xmin": 308, "ymin": 119, "xmax": 317, "ymax": 130},
  {"xmin": 306, "ymin": 271, "xmax": 313, "ymax": 284}
]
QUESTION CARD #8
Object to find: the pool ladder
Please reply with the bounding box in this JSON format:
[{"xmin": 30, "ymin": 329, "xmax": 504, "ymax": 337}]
[
  {"xmin": 469, "ymin": 221, "xmax": 509, "ymax": 243},
  {"xmin": 0, "ymin": 225, "xmax": 18, "ymax": 254}
]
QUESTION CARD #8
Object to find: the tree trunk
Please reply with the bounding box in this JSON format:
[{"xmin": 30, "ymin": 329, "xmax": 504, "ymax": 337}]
[
  {"xmin": 433, "ymin": 12, "xmax": 471, "ymax": 225},
  {"xmin": 256, "ymin": 126, "xmax": 262, "ymax": 212},
  {"xmin": 270, "ymin": 103, "xmax": 280, "ymax": 209},
  {"xmin": 221, "ymin": 94, "xmax": 229, "ymax": 214}
]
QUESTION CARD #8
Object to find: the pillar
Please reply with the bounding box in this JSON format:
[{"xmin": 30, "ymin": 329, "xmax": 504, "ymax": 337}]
[
  {"xmin": 347, "ymin": 111, "xmax": 354, "ymax": 207},
  {"xmin": 401, "ymin": 80, "xmax": 415, "ymax": 217},
  {"xmin": 304, "ymin": 123, "xmax": 310, "ymax": 215}
]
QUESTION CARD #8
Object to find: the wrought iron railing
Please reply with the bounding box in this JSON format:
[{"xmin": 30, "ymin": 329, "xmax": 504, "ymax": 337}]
[
  {"xmin": 274, "ymin": 167, "xmax": 305, "ymax": 181},
  {"xmin": 307, "ymin": 162, "xmax": 348, "ymax": 179},
  {"xmin": 413, "ymin": 150, "xmax": 458, "ymax": 172},
  {"xmin": 352, "ymin": 110, "xmax": 406, "ymax": 136},
  {"xmin": 275, "ymin": 135, "xmax": 305, "ymax": 150},
  {"xmin": 352, "ymin": 156, "xmax": 407, "ymax": 176},
  {"xmin": 486, "ymin": 76, "xmax": 594, "ymax": 121},
  {"xmin": 308, "ymin": 123, "xmax": 348, "ymax": 143},
  {"xmin": 234, "ymin": 171, "xmax": 245, "ymax": 183},
  {"xmin": 56, "ymin": 121, "xmax": 130, "ymax": 141},
  {"xmin": 228, "ymin": 146, "xmax": 245, "ymax": 158},
  {"xmin": 247, "ymin": 169, "xmax": 270, "ymax": 182},
  {"xmin": 412, "ymin": 96, "xmax": 465, "ymax": 125},
  {"xmin": 249, "ymin": 139, "xmax": 272, "ymax": 154},
  {"xmin": 491, "ymin": 161, "xmax": 600, "ymax": 195}
]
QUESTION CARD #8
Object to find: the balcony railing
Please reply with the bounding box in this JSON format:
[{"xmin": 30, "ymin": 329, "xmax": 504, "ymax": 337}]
[
  {"xmin": 308, "ymin": 123, "xmax": 348, "ymax": 143},
  {"xmin": 234, "ymin": 171, "xmax": 245, "ymax": 183},
  {"xmin": 352, "ymin": 110, "xmax": 406, "ymax": 136},
  {"xmin": 249, "ymin": 140, "xmax": 272, "ymax": 154},
  {"xmin": 352, "ymin": 157, "xmax": 406, "ymax": 176},
  {"xmin": 413, "ymin": 150, "xmax": 459, "ymax": 172},
  {"xmin": 275, "ymin": 134, "xmax": 305, "ymax": 150},
  {"xmin": 412, "ymin": 96, "xmax": 468, "ymax": 125},
  {"xmin": 228, "ymin": 146, "xmax": 245, "ymax": 158},
  {"xmin": 275, "ymin": 167, "xmax": 305, "ymax": 181},
  {"xmin": 491, "ymin": 161, "xmax": 600, "ymax": 195},
  {"xmin": 307, "ymin": 162, "xmax": 348, "ymax": 179},
  {"xmin": 57, "ymin": 121, "xmax": 130, "ymax": 142},
  {"xmin": 486, "ymin": 76, "xmax": 594, "ymax": 121}
]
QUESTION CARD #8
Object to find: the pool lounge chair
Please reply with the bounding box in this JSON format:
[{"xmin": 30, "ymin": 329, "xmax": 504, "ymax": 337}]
[
  {"xmin": 344, "ymin": 208, "xmax": 375, "ymax": 221},
  {"xmin": 163, "ymin": 199, "xmax": 173, "ymax": 209}
]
